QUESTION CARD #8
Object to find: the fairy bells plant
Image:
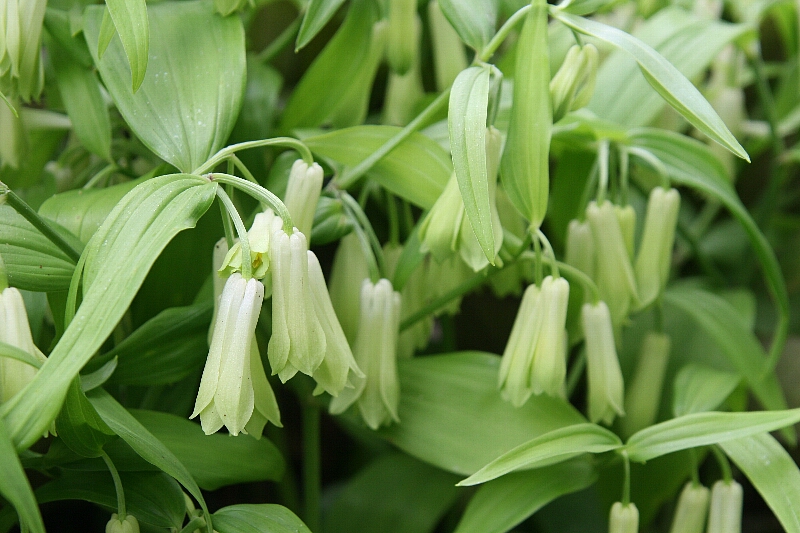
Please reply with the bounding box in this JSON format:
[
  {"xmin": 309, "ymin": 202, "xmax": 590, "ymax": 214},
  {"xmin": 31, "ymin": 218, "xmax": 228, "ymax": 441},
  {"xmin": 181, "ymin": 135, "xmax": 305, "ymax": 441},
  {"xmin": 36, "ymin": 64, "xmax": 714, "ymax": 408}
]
[{"xmin": 2, "ymin": 0, "xmax": 800, "ymax": 531}]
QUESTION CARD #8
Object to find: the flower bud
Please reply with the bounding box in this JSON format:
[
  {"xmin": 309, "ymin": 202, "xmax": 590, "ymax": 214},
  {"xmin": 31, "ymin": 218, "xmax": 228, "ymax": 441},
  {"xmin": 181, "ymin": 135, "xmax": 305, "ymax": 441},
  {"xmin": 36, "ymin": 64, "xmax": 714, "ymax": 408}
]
[
  {"xmin": 283, "ymin": 160, "xmax": 324, "ymax": 238},
  {"xmin": 614, "ymin": 204, "xmax": 636, "ymax": 260},
  {"xmin": 329, "ymin": 233, "xmax": 370, "ymax": 343},
  {"xmin": 0, "ymin": 287, "xmax": 46, "ymax": 403},
  {"xmin": 428, "ymin": 0, "xmax": 468, "ymax": 91},
  {"xmin": 550, "ymin": 44, "xmax": 598, "ymax": 122},
  {"xmin": 386, "ymin": 0, "xmax": 418, "ymax": 75},
  {"xmin": 383, "ymin": 17, "xmax": 424, "ymax": 126},
  {"xmin": 329, "ymin": 279, "xmax": 402, "ymax": 429},
  {"xmin": 586, "ymin": 201, "xmax": 638, "ymax": 328},
  {"xmin": 707, "ymin": 480, "xmax": 743, "ymax": 533},
  {"xmin": 268, "ymin": 228, "xmax": 326, "ymax": 381},
  {"xmin": 565, "ymin": 219, "xmax": 596, "ymax": 280},
  {"xmin": 310, "ymin": 196, "xmax": 353, "ymax": 246},
  {"xmin": 609, "ymin": 502, "xmax": 638, "ymax": 533},
  {"xmin": 621, "ymin": 332, "xmax": 670, "ymax": 438},
  {"xmin": 106, "ymin": 514, "xmax": 139, "ymax": 533},
  {"xmin": 668, "ymin": 482, "xmax": 710, "ymax": 533},
  {"xmin": 582, "ymin": 301, "xmax": 624, "ymax": 425},
  {"xmin": 219, "ymin": 209, "xmax": 278, "ymax": 280},
  {"xmin": 418, "ymin": 172, "xmax": 462, "ymax": 263},
  {"xmin": 499, "ymin": 276, "xmax": 570, "ymax": 405},
  {"xmin": 634, "ymin": 187, "xmax": 680, "ymax": 309}
]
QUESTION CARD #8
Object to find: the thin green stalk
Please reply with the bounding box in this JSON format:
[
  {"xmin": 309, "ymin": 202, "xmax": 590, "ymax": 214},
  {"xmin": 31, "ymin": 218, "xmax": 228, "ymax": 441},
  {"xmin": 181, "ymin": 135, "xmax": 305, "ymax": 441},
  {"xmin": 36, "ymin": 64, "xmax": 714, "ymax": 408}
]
[
  {"xmin": 302, "ymin": 403, "xmax": 321, "ymax": 533},
  {"xmin": 82, "ymin": 163, "xmax": 118, "ymax": 189},
  {"xmin": 1, "ymin": 183, "xmax": 81, "ymax": 263},
  {"xmin": 597, "ymin": 140, "xmax": 609, "ymax": 203},
  {"xmin": 216, "ymin": 188, "xmax": 253, "ymax": 280},
  {"xmin": 386, "ymin": 191, "xmax": 399, "ymax": 245},
  {"xmin": 689, "ymin": 448, "xmax": 701, "ymax": 487},
  {"xmin": 532, "ymin": 231, "xmax": 544, "ymax": 285},
  {"xmin": 518, "ymin": 251, "xmax": 601, "ymax": 303},
  {"xmin": 478, "ymin": 4, "xmax": 532, "ymax": 62},
  {"xmin": 258, "ymin": 16, "xmax": 302, "ymax": 64},
  {"xmin": 196, "ymin": 138, "xmax": 313, "ymax": 174},
  {"xmin": 177, "ymin": 516, "xmax": 206, "ymax": 533},
  {"xmin": 565, "ymin": 349, "xmax": 586, "ymax": 398},
  {"xmin": 208, "ymin": 173, "xmax": 294, "ymax": 232},
  {"xmin": 341, "ymin": 192, "xmax": 387, "ymax": 279},
  {"xmin": 100, "ymin": 450, "xmax": 126, "ymax": 519},
  {"xmin": 711, "ymin": 445, "xmax": 733, "ymax": 483},
  {"xmin": 621, "ymin": 451, "xmax": 631, "ymax": 506},
  {"xmin": 219, "ymin": 199, "xmax": 236, "ymax": 248},
  {"xmin": 400, "ymin": 270, "xmax": 495, "ymax": 332},
  {"xmin": 535, "ymin": 229, "xmax": 559, "ymax": 278}
]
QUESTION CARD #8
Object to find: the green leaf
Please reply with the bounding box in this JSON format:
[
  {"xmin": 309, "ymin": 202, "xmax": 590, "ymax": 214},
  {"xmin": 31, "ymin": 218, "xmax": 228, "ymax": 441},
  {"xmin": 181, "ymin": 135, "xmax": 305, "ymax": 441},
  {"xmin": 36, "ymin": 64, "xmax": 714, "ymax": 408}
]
[
  {"xmin": 500, "ymin": 0, "xmax": 551, "ymax": 226},
  {"xmin": 672, "ymin": 363, "xmax": 740, "ymax": 417},
  {"xmin": 36, "ymin": 470, "xmax": 185, "ymax": 529},
  {"xmin": 43, "ymin": 8, "xmax": 93, "ymax": 67},
  {"xmin": 0, "ymin": 418, "xmax": 44, "ymax": 533},
  {"xmin": 625, "ymin": 408, "xmax": 800, "ymax": 462},
  {"xmin": 213, "ymin": 504, "xmax": 311, "ymax": 533},
  {"xmin": 449, "ymin": 65, "xmax": 495, "ymax": 263},
  {"xmin": 80, "ymin": 357, "xmax": 118, "ymax": 392},
  {"xmin": 296, "ymin": 0, "xmax": 347, "ymax": 50},
  {"xmin": 84, "ymin": 1, "xmax": 246, "ymax": 173},
  {"xmin": 437, "ymin": 0, "xmax": 496, "ymax": 52},
  {"xmin": 720, "ymin": 433, "xmax": 800, "ymax": 533},
  {"xmin": 459, "ymin": 423, "xmax": 620, "ymax": 486},
  {"xmin": 304, "ymin": 126, "xmax": 452, "ymax": 208},
  {"xmin": 97, "ymin": 7, "xmax": 116, "ymax": 58},
  {"xmin": 49, "ymin": 41, "xmax": 112, "ymax": 161},
  {"xmin": 454, "ymin": 459, "xmax": 597, "ymax": 533},
  {"xmin": 0, "ymin": 205, "xmax": 77, "ymax": 292},
  {"xmin": 104, "ymin": 0, "xmax": 149, "ymax": 92},
  {"xmin": 88, "ymin": 389, "xmax": 212, "ymax": 525},
  {"xmin": 130, "ymin": 410, "xmax": 285, "ymax": 491},
  {"xmin": 324, "ymin": 453, "xmax": 460, "ymax": 533},
  {"xmin": 551, "ymin": 9, "xmax": 749, "ymax": 161},
  {"xmin": 588, "ymin": 7, "xmax": 752, "ymax": 130},
  {"xmin": 379, "ymin": 352, "xmax": 586, "ymax": 475},
  {"xmin": 0, "ymin": 175, "xmax": 216, "ymax": 449},
  {"xmin": 282, "ymin": 0, "xmax": 381, "ymax": 131},
  {"xmin": 55, "ymin": 378, "xmax": 116, "ymax": 458}
]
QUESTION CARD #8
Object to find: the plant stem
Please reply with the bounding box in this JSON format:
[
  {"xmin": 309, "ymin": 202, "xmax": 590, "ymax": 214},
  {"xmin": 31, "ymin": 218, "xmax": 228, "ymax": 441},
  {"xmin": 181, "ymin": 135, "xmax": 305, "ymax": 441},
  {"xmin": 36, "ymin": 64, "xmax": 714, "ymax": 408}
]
[
  {"xmin": 302, "ymin": 403, "xmax": 321, "ymax": 533},
  {"xmin": 216, "ymin": 188, "xmax": 253, "ymax": 280},
  {"xmin": 258, "ymin": 16, "xmax": 301, "ymax": 64},
  {"xmin": 621, "ymin": 450, "xmax": 631, "ymax": 506},
  {"xmin": 177, "ymin": 516, "xmax": 206, "ymax": 533},
  {"xmin": 1, "ymin": 184, "xmax": 82, "ymax": 263},
  {"xmin": 196, "ymin": 138, "xmax": 313, "ymax": 174},
  {"xmin": 101, "ymin": 450, "xmax": 126, "ymax": 519},
  {"xmin": 208, "ymin": 173, "xmax": 294, "ymax": 232},
  {"xmin": 711, "ymin": 445, "xmax": 733, "ymax": 483}
]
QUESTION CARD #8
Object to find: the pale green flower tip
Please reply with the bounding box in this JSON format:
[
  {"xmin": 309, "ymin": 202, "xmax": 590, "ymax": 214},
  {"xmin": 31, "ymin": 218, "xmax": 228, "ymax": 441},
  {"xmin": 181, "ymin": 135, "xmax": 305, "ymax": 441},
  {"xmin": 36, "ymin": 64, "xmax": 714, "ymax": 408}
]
[
  {"xmin": 582, "ymin": 301, "xmax": 625, "ymax": 425},
  {"xmin": 635, "ymin": 187, "xmax": 681, "ymax": 309},
  {"xmin": 418, "ymin": 173, "xmax": 462, "ymax": 262},
  {"xmin": 284, "ymin": 160, "xmax": 324, "ymax": 238},
  {"xmin": 550, "ymin": 43, "xmax": 598, "ymax": 122},
  {"xmin": 0, "ymin": 286, "xmax": 42, "ymax": 403},
  {"xmin": 669, "ymin": 482, "xmax": 710, "ymax": 533},
  {"xmin": 707, "ymin": 480, "xmax": 743, "ymax": 533},
  {"xmin": 621, "ymin": 332, "xmax": 671, "ymax": 438},
  {"xmin": 329, "ymin": 233, "xmax": 370, "ymax": 344},
  {"xmin": 106, "ymin": 514, "xmax": 140, "ymax": 533},
  {"xmin": 565, "ymin": 219, "xmax": 595, "ymax": 280},
  {"xmin": 609, "ymin": 502, "xmax": 639, "ymax": 533}
]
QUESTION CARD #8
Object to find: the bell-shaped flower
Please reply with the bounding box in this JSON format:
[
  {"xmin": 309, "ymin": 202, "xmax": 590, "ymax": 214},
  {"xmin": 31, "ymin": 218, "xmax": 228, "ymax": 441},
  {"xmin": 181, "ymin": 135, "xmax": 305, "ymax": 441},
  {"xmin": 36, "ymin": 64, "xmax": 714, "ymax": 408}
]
[
  {"xmin": 306, "ymin": 251, "xmax": 364, "ymax": 396},
  {"xmin": 329, "ymin": 233, "xmax": 370, "ymax": 344},
  {"xmin": 499, "ymin": 276, "xmax": 570, "ymax": 406},
  {"xmin": 669, "ymin": 482, "xmax": 710, "ymax": 533},
  {"xmin": 191, "ymin": 273, "xmax": 281, "ymax": 436},
  {"xmin": 268, "ymin": 227, "xmax": 326, "ymax": 382},
  {"xmin": 621, "ymin": 332, "xmax": 670, "ymax": 438},
  {"xmin": 283, "ymin": 160, "xmax": 324, "ymax": 238},
  {"xmin": 609, "ymin": 502, "xmax": 639, "ymax": 533},
  {"xmin": 707, "ymin": 480, "xmax": 742, "ymax": 533},
  {"xmin": 582, "ymin": 301, "xmax": 625, "ymax": 425},
  {"xmin": 634, "ymin": 187, "xmax": 680, "ymax": 309},
  {"xmin": 0, "ymin": 286, "xmax": 46, "ymax": 403},
  {"xmin": 550, "ymin": 43, "xmax": 598, "ymax": 122},
  {"xmin": 586, "ymin": 201, "xmax": 638, "ymax": 329},
  {"xmin": 565, "ymin": 219, "xmax": 596, "ymax": 280},
  {"xmin": 329, "ymin": 279, "xmax": 402, "ymax": 429},
  {"xmin": 106, "ymin": 513, "xmax": 139, "ymax": 533},
  {"xmin": 614, "ymin": 204, "xmax": 636, "ymax": 260},
  {"xmin": 219, "ymin": 209, "xmax": 278, "ymax": 280}
]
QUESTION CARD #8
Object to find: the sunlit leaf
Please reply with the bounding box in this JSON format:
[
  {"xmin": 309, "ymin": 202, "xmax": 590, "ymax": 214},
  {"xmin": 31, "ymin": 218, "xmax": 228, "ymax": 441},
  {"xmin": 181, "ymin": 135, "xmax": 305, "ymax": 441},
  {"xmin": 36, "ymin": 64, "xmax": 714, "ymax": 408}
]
[
  {"xmin": 672, "ymin": 363, "xmax": 740, "ymax": 417},
  {"xmin": 105, "ymin": 0, "xmax": 149, "ymax": 92},
  {"xmin": 296, "ymin": 0, "xmax": 347, "ymax": 50},
  {"xmin": 437, "ymin": 0, "xmax": 496, "ymax": 52},
  {"xmin": 213, "ymin": 504, "xmax": 311, "ymax": 533}
]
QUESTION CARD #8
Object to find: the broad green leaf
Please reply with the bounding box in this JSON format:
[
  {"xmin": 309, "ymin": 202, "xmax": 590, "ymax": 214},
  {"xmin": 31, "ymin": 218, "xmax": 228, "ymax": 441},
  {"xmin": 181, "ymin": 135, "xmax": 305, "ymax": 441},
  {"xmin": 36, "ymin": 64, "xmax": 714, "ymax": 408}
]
[
  {"xmin": 589, "ymin": 7, "xmax": 752, "ymax": 130},
  {"xmin": 304, "ymin": 126, "xmax": 452, "ymax": 208},
  {"xmin": 324, "ymin": 453, "xmax": 460, "ymax": 533},
  {"xmin": 459, "ymin": 423, "xmax": 620, "ymax": 486},
  {"xmin": 296, "ymin": 0, "xmax": 347, "ymax": 50},
  {"xmin": 96, "ymin": 302, "xmax": 211, "ymax": 385},
  {"xmin": 213, "ymin": 504, "xmax": 311, "ymax": 533},
  {"xmin": 437, "ymin": 0, "xmax": 496, "ymax": 52},
  {"xmin": 0, "ymin": 174, "xmax": 216, "ymax": 449},
  {"xmin": 43, "ymin": 8, "xmax": 93, "ymax": 67},
  {"xmin": 50, "ymin": 40, "xmax": 112, "ymax": 160},
  {"xmin": 672, "ymin": 363, "xmax": 740, "ymax": 417},
  {"xmin": 0, "ymin": 205, "xmax": 78, "ymax": 292},
  {"xmin": 551, "ymin": 9, "xmax": 749, "ymax": 161},
  {"xmin": 88, "ymin": 390, "xmax": 212, "ymax": 525},
  {"xmin": 84, "ymin": 1, "xmax": 246, "ymax": 173},
  {"xmin": 104, "ymin": 0, "xmax": 149, "ymax": 91},
  {"xmin": 625, "ymin": 408, "xmax": 800, "ymax": 462},
  {"xmin": 449, "ymin": 66, "xmax": 495, "ymax": 263},
  {"xmin": 500, "ymin": 0, "xmax": 551, "ymax": 226},
  {"xmin": 454, "ymin": 459, "xmax": 597, "ymax": 533},
  {"xmin": 55, "ymin": 378, "xmax": 116, "ymax": 458},
  {"xmin": 97, "ymin": 7, "xmax": 115, "ymax": 58},
  {"xmin": 131, "ymin": 410, "xmax": 285, "ymax": 491},
  {"xmin": 720, "ymin": 433, "xmax": 800, "ymax": 533},
  {"xmin": 663, "ymin": 285, "xmax": 789, "ymax": 429},
  {"xmin": 0, "ymin": 418, "xmax": 44, "ymax": 533},
  {"xmin": 38, "ymin": 176, "xmax": 146, "ymax": 244},
  {"xmin": 379, "ymin": 352, "xmax": 587, "ymax": 475},
  {"xmin": 36, "ymin": 470, "xmax": 184, "ymax": 529},
  {"xmin": 282, "ymin": 0, "xmax": 381, "ymax": 131}
]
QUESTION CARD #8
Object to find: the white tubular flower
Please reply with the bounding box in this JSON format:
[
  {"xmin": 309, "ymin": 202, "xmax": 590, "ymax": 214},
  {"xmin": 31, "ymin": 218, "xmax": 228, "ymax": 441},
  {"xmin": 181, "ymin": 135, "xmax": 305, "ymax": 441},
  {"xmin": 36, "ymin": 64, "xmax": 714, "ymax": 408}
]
[
  {"xmin": 306, "ymin": 251, "xmax": 363, "ymax": 396},
  {"xmin": 106, "ymin": 513, "xmax": 139, "ymax": 533},
  {"xmin": 499, "ymin": 276, "xmax": 570, "ymax": 406},
  {"xmin": 669, "ymin": 482, "xmax": 710, "ymax": 533},
  {"xmin": 621, "ymin": 332, "xmax": 671, "ymax": 438},
  {"xmin": 582, "ymin": 301, "xmax": 625, "ymax": 425},
  {"xmin": 0, "ymin": 287, "xmax": 46, "ymax": 403},
  {"xmin": 268, "ymin": 227, "xmax": 326, "ymax": 382},
  {"xmin": 614, "ymin": 204, "xmax": 636, "ymax": 260},
  {"xmin": 283, "ymin": 160, "xmax": 324, "ymax": 238},
  {"xmin": 329, "ymin": 233, "xmax": 370, "ymax": 344},
  {"xmin": 329, "ymin": 279, "xmax": 402, "ymax": 430},
  {"xmin": 192, "ymin": 273, "xmax": 280, "ymax": 436},
  {"xmin": 707, "ymin": 480, "xmax": 742, "ymax": 533},
  {"xmin": 565, "ymin": 219, "xmax": 596, "ymax": 280},
  {"xmin": 634, "ymin": 187, "xmax": 680, "ymax": 309},
  {"xmin": 609, "ymin": 502, "xmax": 639, "ymax": 533}
]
